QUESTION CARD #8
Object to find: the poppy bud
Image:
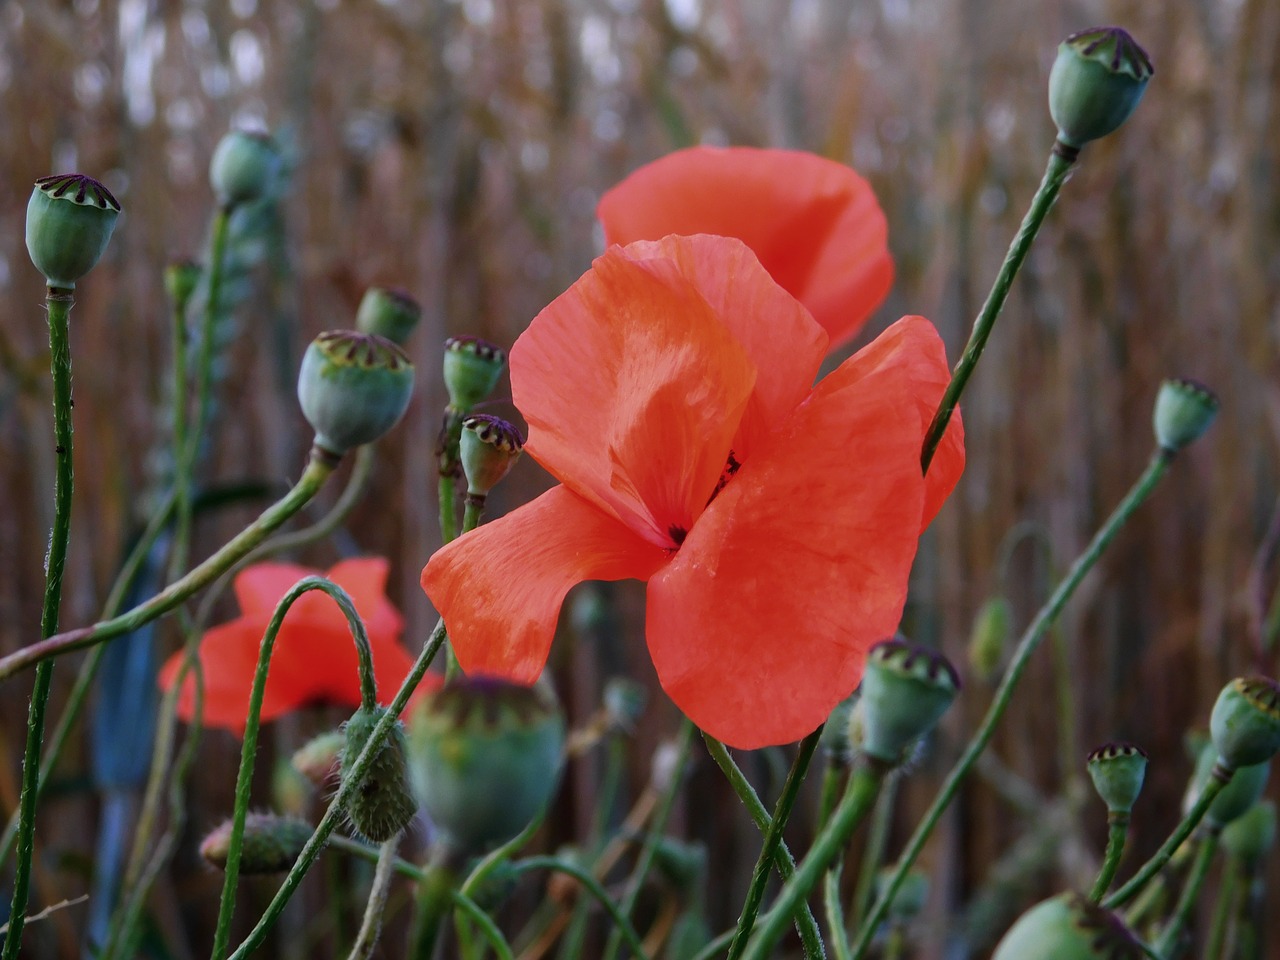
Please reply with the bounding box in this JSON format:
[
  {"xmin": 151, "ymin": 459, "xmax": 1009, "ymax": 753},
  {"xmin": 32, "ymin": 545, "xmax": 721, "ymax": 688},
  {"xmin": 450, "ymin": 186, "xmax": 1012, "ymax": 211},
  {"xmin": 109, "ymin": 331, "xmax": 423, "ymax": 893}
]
[
  {"xmin": 1048, "ymin": 27, "xmax": 1153, "ymax": 149},
  {"xmin": 25, "ymin": 173, "xmax": 121, "ymax": 289},
  {"xmin": 356, "ymin": 287, "xmax": 421, "ymax": 346},
  {"xmin": 992, "ymin": 893, "xmax": 1144, "ymax": 959},
  {"xmin": 297, "ymin": 331, "xmax": 414, "ymax": 456},
  {"xmin": 460, "ymin": 415, "xmax": 524, "ymax": 497},
  {"xmin": 200, "ymin": 813, "xmax": 313, "ymax": 875},
  {"xmin": 818, "ymin": 694, "xmax": 857, "ymax": 760},
  {"xmin": 1221, "ymin": 800, "xmax": 1276, "ymax": 867},
  {"xmin": 1153, "ymin": 378, "xmax": 1219, "ymax": 454},
  {"xmin": 409, "ymin": 677, "xmax": 565, "ymax": 855},
  {"xmin": 648, "ymin": 837, "xmax": 707, "ymax": 892},
  {"xmin": 856, "ymin": 639, "xmax": 961, "ymax": 766},
  {"xmin": 164, "ymin": 259, "xmax": 201, "ymax": 311},
  {"xmin": 876, "ymin": 868, "xmax": 929, "ymax": 921},
  {"xmin": 341, "ymin": 705, "xmax": 417, "ymax": 842},
  {"xmin": 443, "ymin": 336, "xmax": 506, "ymax": 413},
  {"xmin": 291, "ymin": 729, "xmax": 345, "ymax": 787},
  {"xmin": 1087, "ymin": 742, "xmax": 1148, "ymax": 817},
  {"xmin": 1183, "ymin": 740, "xmax": 1269, "ymax": 830},
  {"xmin": 1209, "ymin": 676, "xmax": 1280, "ymax": 770},
  {"xmin": 209, "ymin": 129, "xmax": 281, "ymax": 208},
  {"xmin": 968, "ymin": 596, "xmax": 1013, "ymax": 683}
]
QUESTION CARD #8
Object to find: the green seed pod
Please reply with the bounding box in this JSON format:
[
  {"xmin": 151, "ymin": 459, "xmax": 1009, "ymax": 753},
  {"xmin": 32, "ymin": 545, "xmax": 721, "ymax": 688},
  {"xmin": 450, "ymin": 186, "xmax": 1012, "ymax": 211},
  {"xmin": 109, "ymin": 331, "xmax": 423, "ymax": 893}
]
[
  {"xmin": 1210, "ymin": 676, "xmax": 1280, "ymax": 769},
  {"xmin": 209, "ymin": 129, "xmax": 281, "ymax": 208},
  {"xmin": 200, "ymin": 813, "xmax": 314, "ymax": 875},
  {"xmin": 164, "ymin": 259, "xmax": 202, "ymax": 311},
  {"xmin": 341, "ymin": 705, "xmax": 417, "ymax": 842},
  {"xmin": 25, "ymin": 174, "xmax": 121, "ymax": 289},
  {"xmin": 356, "ymin": 287, "xmax": 422, "ymax": 346},
  {"xmin": 875, "ymin": 868, "xmax": 929, "ymax": 921},
  {"xmin": 1048, "ymin": 27, "xmax": 1153, "ymax": 149},
  {"xmin": 648, "ymin": 837, "xmax": 707, "ymax": 892},
  {"xmin": 968, "ymin": 596, "xmax": 1013, "ymax": 683},
  {"xmin": 856, "ymin": 639, "xmax": 961, "ymax": 766},
  {"xmin": 992, "ymin": 892, "xmax": 1145, "ymax": 959},
  {"xmin": 297, "ymin": 331, "xmax": 415, "ymax": 456},
  {"xmin": 443, "ymin": 336, "xmax": 506, "ymax": 413},
  {"xmin": 1221, "ymin": 800, "xmax": 1277, "ymax": 868},
  {"xmin": 1087, "ymin": 742, "xmax": 1148, "ymax": 816},
  {"xmin": 409, "ymin": 677, "xmax": 565, "ymax": 855},
  {"xmin": 460, "ymin": 414, "xmax": 524, "ymax": 496},
  {"xmin": 1183, "ymin": 739, "xmax": 1270, "ymax": 829},
  {"xmin": 819, "ymin": 694, "xmax": 857, "ymax": 759},
  {"xmin": 291, "ymin": 729, "xmax": 345, "ymax": 787},
  {"xmin": 1153, "ymin": 378, "xmax": 1219, "ymax": 454}
]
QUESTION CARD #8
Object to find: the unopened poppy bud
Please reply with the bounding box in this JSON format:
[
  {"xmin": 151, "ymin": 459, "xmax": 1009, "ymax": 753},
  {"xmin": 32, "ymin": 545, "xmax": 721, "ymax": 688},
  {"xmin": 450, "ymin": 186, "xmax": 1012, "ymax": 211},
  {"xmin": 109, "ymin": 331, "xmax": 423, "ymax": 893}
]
[
  {"xmin": 857, "ymin": 639, "xmax": 961, "ymax": 766},
  {"xmin": 25, "ymin": 174, "xmax": 121, "ymax": 289},
  {"xmin": 1221, "ymin": 800, "xmax": 1277, "ymax": 867},
  {"xmin": 1087, "ymin": 742, "xmax": 1148, "ymax": 816},
  {"xmin": 164, "ymin": 259, "xmax": 201, "ymax": 310},
  {"xmin": 443, "ymin": 336, "xmax": 506, "ymax": 413},
  {"xmin": 875, "ymin": 868, "xmax": 929, "ymax": 921},
  {"xmin": 460, "ymin": 415, "xmax": 524, "ymax": 496},
  {"xmin": 1048, "ymin": 27, "xmax": 1153, "ymax": 149},
  {"xmin": 200, "ymin": 813, "xmax": 313, "ymax": 875},
  {"xmin": 209, "ymin": 129, "xmax": 281, "ymax": 208},
  {"xmin": 992, "ymin": 893, "xmax": 1145, "ymax": 959},
  {"xmin": 409, "ymin": 677, "xmax": 565, "ymax": 855},
  {"xmin": 1183, "ymin": 740, "xmax": 1269, "ymax": 829},
  {"xmin": 648, "ymin": 837, "xmax": 707, "ymax": 892},
  {"xmin": 356, "ymin": 287, "xmax": 421, "ymax": 346},
  {"xmin": 297, "ymin": 331, "xmax": 414, "ymax": 456},
  {"xmin": 273, "ymin": 759, "xmax": 311, "ymax": 817},
  {"xmin": 968, "ymin": 596, "xmax": 1013, "ymax": 683},
  {"xmin": 291, "ymin": 729, "xmax": 345, "ymax": 787},
  {"xmin": 1210, "ymin": 676, "xmax": 1280, "ymax": 770},
  {"xmin": 1153, "ymin": 378, "xmax": 1219, "ymax": 453},
  {"xmin": 341, "ymin": 705, "xmax": 417, "ymax": 842}
]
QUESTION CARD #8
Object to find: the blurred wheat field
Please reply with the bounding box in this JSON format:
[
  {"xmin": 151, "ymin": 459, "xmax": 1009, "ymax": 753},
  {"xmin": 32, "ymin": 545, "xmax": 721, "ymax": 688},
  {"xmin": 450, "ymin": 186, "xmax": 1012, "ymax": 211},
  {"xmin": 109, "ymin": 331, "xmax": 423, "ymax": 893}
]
[{"xmin": 1, "ymin": 0, "xmax": 1278, "ymax": 957}]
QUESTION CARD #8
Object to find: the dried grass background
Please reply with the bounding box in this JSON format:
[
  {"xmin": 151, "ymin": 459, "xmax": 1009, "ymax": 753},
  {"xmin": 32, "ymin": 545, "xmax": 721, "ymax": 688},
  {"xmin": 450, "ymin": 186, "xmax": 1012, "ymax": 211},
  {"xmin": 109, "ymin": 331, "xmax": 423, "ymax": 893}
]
[{"xmin": 0, "ymin": 0, "xmax": 1278, "ymax": 956}]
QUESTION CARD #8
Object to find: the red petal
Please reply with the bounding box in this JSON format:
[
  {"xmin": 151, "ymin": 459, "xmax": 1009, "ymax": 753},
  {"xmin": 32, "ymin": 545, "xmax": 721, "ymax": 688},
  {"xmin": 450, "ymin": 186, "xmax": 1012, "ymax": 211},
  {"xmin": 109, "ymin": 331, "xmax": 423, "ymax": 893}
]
[
  {"xmin": 232, "ymin": 563, "xmax": 315, "ymax": 619},
  {"xmin": 421, "ymin": 485, "xmax": 669, "ymax": 681},
  {"xmin": 598, "ymin": 147, "xmax": 892, "ymax": 348},
  {"xmin": 325, "ymin": 556, "xmax": 405, "ymax": 642},
  {"xmin": 511, "ymin": 245, "xmax": 757, "ymax": 546}
]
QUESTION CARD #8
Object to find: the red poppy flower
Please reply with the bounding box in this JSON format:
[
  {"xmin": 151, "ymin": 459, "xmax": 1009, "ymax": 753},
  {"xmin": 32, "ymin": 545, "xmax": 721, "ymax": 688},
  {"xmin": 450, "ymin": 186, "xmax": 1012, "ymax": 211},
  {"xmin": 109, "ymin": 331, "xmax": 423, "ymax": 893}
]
[
  {"xmin": 421, "ymin": 235, "xmax": 963, "ymax": 749},
  {"xmin": 158, "ymin": 558, "xmax": 438, "ymax": 733},
  {"xmin": 597, "ymin": 146, "xmax": 893, "ymax": 350}
]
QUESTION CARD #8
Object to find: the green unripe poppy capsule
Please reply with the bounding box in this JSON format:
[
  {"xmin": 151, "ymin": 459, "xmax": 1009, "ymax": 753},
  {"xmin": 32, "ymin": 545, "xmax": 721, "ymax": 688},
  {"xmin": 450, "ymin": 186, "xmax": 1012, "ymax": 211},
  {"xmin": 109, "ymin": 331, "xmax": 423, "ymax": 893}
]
[
  {"xmin": 341, "ymin": 705, "xmax": 417, "ymax": 842},
  {"xmin": 356, "ymin": 287, "xmax": 422, "ymax": 346},
  {"xmin": 1210, "ymin": 676, "xmax": 1280, "ymax": 770},
  {"xmin": 856, "ymin": 639, "xmax": 961, "ymax": 766},
  {"xmin": 209, "ymin": 129, "xmax": 281, "ymax": 208},
  {"xmin": 25, "ymin": 174, "xmax": 121, "ymax": 289},
  {"xmin": 1221, "ymin": 800, "xmax": 1277, "ymax": 867},
  {"xmin": 200, "ymin": 813, "xmax": 314, "ymax": 875},
  {"xmin": 443, "ymin": 335, "xmax": 506, "ymax": 413},
  {"xmin": 297, "ymin": 331, "xmax": 414, "ymax": 456},
  {"xmin": 1153, "ymin": 378, "xmax": 1219, "ymax": 453},
  {"xmin": 1086, "ymin": 742, "xmax": 1148, "ymax": 816},
  {"xmin": 992, "ymin": 893, "xmax": 1144, "ymax": 959},
  {"xmin": 163, "ymin": 259, "xmax": 202, "ymax": 311},
  {"xmin": 1048, "ymin": 27, "xmax": 1153, "ymax": 149},
  {"xmin": 460, "ymin": 414, "xmax": 524, "ymax": 496},
  {"xmin": 968, "ymin": 596, "xmax": 1013, "ymax": 683}
]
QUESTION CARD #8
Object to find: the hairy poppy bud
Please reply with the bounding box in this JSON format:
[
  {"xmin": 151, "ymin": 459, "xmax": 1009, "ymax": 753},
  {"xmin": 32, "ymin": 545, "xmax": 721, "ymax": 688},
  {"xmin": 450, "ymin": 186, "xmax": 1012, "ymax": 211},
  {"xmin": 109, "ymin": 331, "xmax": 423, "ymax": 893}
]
[
  {"xmin": 164, "ymin": 259, "xmax": 201, "ymax": 311},
  {"xmin": 200, "ymin": 813, "xmax": 313, "ymax": 874},
  {"xmin": 1183, "ymin": 739, "xmax": 1269, "ymax": 830},
  {"xmin": 460, "ymin": 415, "xmax": 523, "ymax": 497},
  {"xmin": 297, "ymin": 331, "xmax": 414, "ymax": 456},
  {"xmin": 1153, "ymin": 378, "xmax": 1218, "ymax": 454},
  {"xmin": 209, "ymin": 129, "xmax": 281, "ymax": 208},
  {"xmin": 356, "ymin": 287, "xmax": 421, "ymax": 346},
  {"xmin": 856, "ymin": 639, "xmax": 961, "ymax": 766},
  {"xmin": 1048, "ymin": 27, "xmax": 1153, "ymax": 149},
  {"xmin": 1210, "ymin": 676, "xmax": 1280, "ymax": 770},
  {"xmin": 968, "ymin": 596, "xmax": 1013, "ymax": 683},
  {"xmin": 443, "ymin": 336, "xmax": 506, "ymax": 413},
  {"xmin": 341, "ymin": 705, "xmax": 417, "ymax": 842},
  {"xmin": 1221, "ymin": 800, "xmax": 1277, "ymax": 867},
  {"xmin": 1087, "ymin": 742, "xmax": 1148, "ymax": 817},
  {"xmin": 409, "ymin": 677, "xmax": 565, "ymax": 855},
  {"xmin": 992, "ymin": 893, "xmax": 1144, "ymax": 959},
  {"xmin": 876, "ymin": 869, "xmax": 929, "ymax": 921},
  {"xmin": 26, "ymin": 174, "xmax": 121, "ymax": 289},
  {"xmin": 291, "ymin": 729, "xmax": 345, "ymax": 787}
]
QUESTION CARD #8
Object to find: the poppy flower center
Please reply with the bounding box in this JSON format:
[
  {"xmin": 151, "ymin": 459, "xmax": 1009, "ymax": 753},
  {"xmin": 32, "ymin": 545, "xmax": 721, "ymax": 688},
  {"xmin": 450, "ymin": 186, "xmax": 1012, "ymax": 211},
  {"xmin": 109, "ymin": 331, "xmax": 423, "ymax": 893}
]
[{"xmin": 667, "ymin": 450, "xmax": 743, "ymax": 550}]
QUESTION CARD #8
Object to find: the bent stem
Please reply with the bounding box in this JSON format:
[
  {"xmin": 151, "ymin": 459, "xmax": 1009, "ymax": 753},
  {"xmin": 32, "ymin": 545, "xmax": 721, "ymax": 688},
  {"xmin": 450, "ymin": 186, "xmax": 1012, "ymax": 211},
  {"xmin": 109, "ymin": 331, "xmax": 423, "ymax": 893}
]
[
  {"xmin": 511, "ymin": 857, "xmax": 651, "ymax": 960},
  {"xmin": 1090, "ymin": 815, "xmax": 1131, "ymax": 902}
]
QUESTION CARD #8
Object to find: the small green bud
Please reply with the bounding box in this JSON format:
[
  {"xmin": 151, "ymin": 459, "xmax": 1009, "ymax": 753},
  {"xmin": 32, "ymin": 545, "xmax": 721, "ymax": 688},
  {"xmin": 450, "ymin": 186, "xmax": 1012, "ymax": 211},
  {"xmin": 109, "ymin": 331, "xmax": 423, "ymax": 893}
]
[
  {"xmin": 1153, "ymin": 378, "xmax": 1219, "ymax": 453},
  {"xmin": 443, "ymin": 336, "xmax": 506, "ymax": 413},
  {"xmin": 857, "ymin": 639, "xmax": 961, "ymax": 766},
  {"xmin": 1210, "ymin": 676, "xmax": 1280, "ymax": 769},
  {"xmin": 200, "ymin": 813, "xmax": 313, "ymax": 874},
  {"xmin": 992, "ymin": 892, "xmax": 1145, "ymax": 959},
  {"xmin": 1221, "ymin": 801, "xmax": 1277, "ymax": 867},
  {"xmin": 647, "ymin": 837, "xmax": 707, "ymax": 892},
  {"xmin": 272, "ymin": 758, "xmax": 311, "ymax": 817},
  {"xmin": 25, "ymin": 174, "xmax": 121, "ymax": 289},
  {"xmin": 291, "ymin": 729, "xmax": 345, "ymax": 787},
  {"xmin": 875, "ymin": 869, "xmax": 929, "ymax": 921},
  {"xmin": 1183, "ymin": 739, "xmax": 1270, "ymax": 829},
  {"xmin": 1048, "ymin": 27, "xmax": 1153, "ymax": 149},
  {"xmin": 341, "ymin": 705, "xmax": 417, "ymax": 842},
  {"xmin": 968, "ymin": 596, "xmax": 1013, "ymax": 683},
  {"xmin": 667, "ymin": 911, "xmax": 713, "ymax": 960},
  {"xmin": 356, "ymin": 287, "xmax": 422, "ymax": 345},
  {"xmin": 164, "ymin": 259, "xmax": 202, "ymax": 311},
  {"xmin": 297, "ymin": 331, "xmax": 415, "ymax": 456},
  {"xmin": 209, "ymin": 129, "xmax": 281, "ymax": 208},
  {"xmin": 460, "ymin": 414, "xmax": 524, "ymax": 496},
  {"xmin": 409, "ymin": 677, "xmax": 565, "ymax": 855},
  {"xmin": 1086, "ymin": 742, "xmax": 1148, "ymax": 816}
]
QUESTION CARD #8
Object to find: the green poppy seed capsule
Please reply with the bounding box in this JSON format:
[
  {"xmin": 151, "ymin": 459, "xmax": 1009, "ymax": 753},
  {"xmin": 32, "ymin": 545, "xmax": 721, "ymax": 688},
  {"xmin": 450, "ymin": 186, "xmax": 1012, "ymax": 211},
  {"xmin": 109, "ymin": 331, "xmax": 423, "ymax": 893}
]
[
  {"xmin": 209, "ymin": 129, "xmax": 281, "ymax": 208},
  {"xmin": 164, "ymin": 259, "xmax": 202, "ymax": 311},
  {"xmin": 1210, "ymin": 676, "xmax": 1280, "ymax": 770},
  {"xmin": 1221, "ymin": 800, "xmax": 1277, "ymax": 867},
  {"xmin": 968, "ymin": 596, "xmax": 1013, "ymax": 683},
  {"xmin": 291, "ymin": 729, "xmax": 345, "ymax": 787},
  {"xmin": 1183, "ymin": 739, "xmax": 1269, "ymax": 829},
  {"xmin": 1087, "ymin": 742, "xmax": 1148, "ymax": 816},
  {"xmin": 1153, "ymin": 378, "xmax": 1219, "ymax": 454},
  {"xmin": 25, "ymin": 174, "xmax": 121, "ymax": 289},
  {"xmin": 200, "ymin": 813, "xmax": 314, "ymax": 875},
  {"xmin": 1048, "ymin": 27, "xmax": 1153, "ymax": 149},
  {"xmin": 992, "ymin": 893, "xmax": 1145, "ymax": 959},
  {"xmin": 857, "ymin": 639, "xmax": 961, "ymax": 766},
  {"xmin": 875, "ymin": 868, "xmax": 929, "ymax": 921},
  {"xmin": 460, "ymin": 414, "xmax": 524, "ymax": 497},
  {"xmin": 341, "ymin": 705, "xmax": 417, "ymax": 842},
  {"xmin": 408, "ymin": 676, "xmax": 565, "ymax": 856},
  {"xmin": 297, "ymin": 331, "xmax": 414, "ymax": 456},
  {"xmin": 355, "ymin": 287, "xmax": 422, "ymax": 346},
  {"xmin": 443, "ymin": 335, "xmax": 506, "ymax": 413}
]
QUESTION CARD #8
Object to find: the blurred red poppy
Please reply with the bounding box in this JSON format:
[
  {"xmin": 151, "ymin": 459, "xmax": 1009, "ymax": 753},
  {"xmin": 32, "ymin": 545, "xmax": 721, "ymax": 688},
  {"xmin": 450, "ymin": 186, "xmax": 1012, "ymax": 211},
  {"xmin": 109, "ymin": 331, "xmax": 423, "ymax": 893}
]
[
  {"xmin": 159, "ymin": 557, "xmax": 437, "ymax": 733},
  {"xmin": 597, "ymin": 146, "xmax": 893, "ymax": 350},
  {"xmin": 421, "ymin": 235, "xmax": 963, "ymax": 749}
]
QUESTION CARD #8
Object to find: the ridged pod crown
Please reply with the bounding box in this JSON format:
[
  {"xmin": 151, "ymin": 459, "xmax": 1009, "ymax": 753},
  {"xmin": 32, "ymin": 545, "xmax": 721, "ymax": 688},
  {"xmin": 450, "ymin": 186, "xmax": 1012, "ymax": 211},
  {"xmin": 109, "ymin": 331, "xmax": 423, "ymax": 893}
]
[
  {"xmin": 1048, "ymin": 27, "xmax": 1153, "ymax": 148},
  {"xmin": 1087, "ymin": 742, "xmax": 1148, "ymax": 816},
  {"xmin": 443, "ymin": 336, "xmax": 506, "ymax": 412},
  {"xmin": 26, "ymin": 174, "xmax": 121, "ymax": 289},
  {"xmin": 200, "ymin": 813, "xmax": 313, "ymax": 875},
  {"xmin": 855, "ymin": 639, "xmax": 961, "ymax": 766},
  {"xmin": 460, "ymin": 414, "xmax": 524, "ymax": 496},
  {"xmin": 209, "ymin": 129, "xmax": 281, "ymax": 208},
  {"xmin": 1153, "ymin": 378, "xmax": 1219, "ymax": 453},
  {"xmin": 1210, "ymin": 676, "xmax": 1280, "ymax": 770},
  {"xmin": 356, "ymin": 287, "xmax": 422, "ymax": 346},
  {"xmin": 341, "ymin": 705, "xmax": 417, "ymax": 842},
  {"xmin": 992, "ymin": 892, "xmax": 1145, "ymax": 959},
  {"xmin": 1221, "ymin": 800, "xmax": 1277, "ymax": 866},
  {"xmin": 297, "ymin": 331, "xmax": 414, "ymax": 455}
]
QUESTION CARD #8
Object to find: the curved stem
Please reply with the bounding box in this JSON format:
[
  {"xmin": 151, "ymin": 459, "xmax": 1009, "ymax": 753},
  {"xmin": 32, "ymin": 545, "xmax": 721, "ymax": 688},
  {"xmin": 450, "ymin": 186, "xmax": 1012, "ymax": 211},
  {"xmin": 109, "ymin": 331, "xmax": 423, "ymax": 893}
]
[
  {"xmin": 347, "ymin": 837, "xmax": 400, "ymax": 960},
  {"xmin": 850, "ymin": 775, "xmax": 897, "ymax": 926},
  {"xmin": 451, "ymin": 889, "xmax": 515, "ymax": 960},
  {"xmin": 824, "ymin": 866, "xmax": 852, "ymax": 960},
  {"xmin": 1204, "ymin": 855, "xmax": 1240, "ymax": 960},
  {"xmin": 1090, "ymin": 815, "xmax": 1131, "ymax": 902},
  {"xmin": 1155, "ymin": 831, "xmax": 1219, "ymax": 958},
  {"xmin": 512, "ymin": 857, "xmax": 651, "ymax": 960},
  {"xmin": 460, "ymin": 811, "xmax": 545, "ymax": 901}
]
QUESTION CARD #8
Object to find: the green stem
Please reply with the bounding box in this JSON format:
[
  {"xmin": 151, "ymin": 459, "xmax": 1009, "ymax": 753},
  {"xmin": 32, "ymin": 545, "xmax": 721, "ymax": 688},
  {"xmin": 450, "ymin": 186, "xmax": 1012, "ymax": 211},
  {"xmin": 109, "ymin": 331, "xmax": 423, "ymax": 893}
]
[
  {"xmin": 2, "ymin": 289, "xmax": 76, "ymax": 960},
  {"xmin": 920, "ymin": 145, "xmax": 1078, "ymax": 472},
  {"xmin": 451, "ymin": 889, "xmax": 515, "ymax": 960},
  {"xmin": 186, "ymin": 208, "xmax": 231, "ymax": 480},
  {"xmin": 347, "ymin": 837, "xmax": 400, "ymax": 960},
  {"xmin": 817, "ymin": 759, "xmax": 845, "ymax": 830},
  {"xmin": 850, "ymin": 775, "xmax": 897, "ymax": 927},
  {"xmin": 853, "ymin": 449, "xmax": 1174, "ymax": 960},
  {"xmin": 410, "ymin": 857, "xmax": 458, "ymax": 960},
  {"xmin": 1090, "ymin": 815, "xmax": 1131, "ymax": 902},
  {"xmin": 1155, "ymin": 831, "xmax": 1219, "ymax": 958},
  {"xmin": 460, "ymin": 812, "xmax": 545, "ymax": 901},
  {"xmin": 512, "ymin": 858, "xmax": 651, "ymax": 960},
  {"xmin": 824, "ymin": 866, "xmax": 852, "ymax": 960},
  {"xmin": 1205, "ymin": 853, "xmax": 1239, "ymax": 960},
  {"xmin": 462, "ymin": 493, "xmax": 486, "ymax": 535},
  {"xmin": 437, "ymin": 409, "xmax": 464, "ymax": 545}
]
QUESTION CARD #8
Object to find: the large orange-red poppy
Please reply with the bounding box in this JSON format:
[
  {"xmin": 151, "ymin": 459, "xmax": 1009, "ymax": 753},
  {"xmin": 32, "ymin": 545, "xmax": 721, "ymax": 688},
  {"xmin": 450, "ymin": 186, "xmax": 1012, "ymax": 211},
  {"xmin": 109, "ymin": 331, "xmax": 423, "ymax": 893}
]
[
  {"xmin": 421, "ymin": 235, "xmax": 963, "ymax": 749},
  {"xmin": 597, "ymin": 147, "xmax": 893, "ymax": 350},
  {"xmin": 158, "ymin": 558, "xmax": 437, "ymax": 733}
]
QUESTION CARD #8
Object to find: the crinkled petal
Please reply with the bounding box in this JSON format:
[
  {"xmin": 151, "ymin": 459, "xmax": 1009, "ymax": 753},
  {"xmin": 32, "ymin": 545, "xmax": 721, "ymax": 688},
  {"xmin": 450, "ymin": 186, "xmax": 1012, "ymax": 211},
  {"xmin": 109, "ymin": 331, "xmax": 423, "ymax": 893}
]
[
  {"xmin": 232, "ymin": 563, "xmax": 315, "ymax": 619},
  {"xmin": 422, "ymin": 485, "xmax": 669, "ymax": 681},
  {"xmin": 326, "ymin": 556, "xmax": 405, "ymax": 642}
]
